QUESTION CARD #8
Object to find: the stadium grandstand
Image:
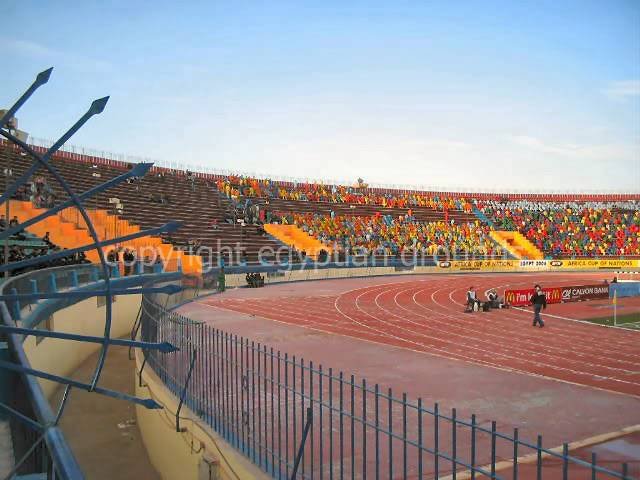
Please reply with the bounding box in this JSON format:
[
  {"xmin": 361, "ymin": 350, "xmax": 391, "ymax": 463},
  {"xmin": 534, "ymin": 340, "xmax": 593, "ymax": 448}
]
[
  {"xmin": 2, "ymin": 140, "xmax": 638, "ymax": 270},
  {"xmin": 3, "ymin": 3, "xmax": 640, "ymax": 480},
  {"xmin": 2, "ymin": 118, "xmax": 640, "ymax": 478}
]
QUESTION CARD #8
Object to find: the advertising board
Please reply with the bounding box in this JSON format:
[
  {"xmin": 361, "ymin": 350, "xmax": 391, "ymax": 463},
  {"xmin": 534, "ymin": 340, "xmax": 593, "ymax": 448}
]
[
  {"xmin": 561, "ymin": 284, "xmax": 610, "ymax": 302},
  {"xmin": 504, "ymin": 286, "xmax": 562, "ymax": 307}
]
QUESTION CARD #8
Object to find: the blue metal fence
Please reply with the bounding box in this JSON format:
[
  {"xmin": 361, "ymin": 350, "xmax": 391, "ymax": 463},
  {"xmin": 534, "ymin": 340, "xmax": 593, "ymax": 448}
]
[{"xmin": 140, "ymin": 291, "xmax": 634, "ymax": 480}]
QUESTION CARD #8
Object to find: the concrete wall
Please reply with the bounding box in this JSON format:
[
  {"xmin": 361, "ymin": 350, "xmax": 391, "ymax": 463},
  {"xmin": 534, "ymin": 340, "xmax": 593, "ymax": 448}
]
[
  {"xmin": 20, "ymin": 289, "xmax": 266, "ymax": 480},
  {"xmin": 135, "ymin": 350, "xmax": 267, "ymax": 480},
  {"xmin": 223, "ymin": 264, "xmax": 432, "ymax": 287},
  {"xmin": 23, "ymin": 293, "xmax": 141, "ymax": 399}
]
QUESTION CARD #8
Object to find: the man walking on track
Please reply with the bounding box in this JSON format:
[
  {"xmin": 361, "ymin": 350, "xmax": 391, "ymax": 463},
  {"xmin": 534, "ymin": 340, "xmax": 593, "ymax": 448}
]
[{"xmin": 530, "ymin": 284, "xmax": 547, "ymax": 328}]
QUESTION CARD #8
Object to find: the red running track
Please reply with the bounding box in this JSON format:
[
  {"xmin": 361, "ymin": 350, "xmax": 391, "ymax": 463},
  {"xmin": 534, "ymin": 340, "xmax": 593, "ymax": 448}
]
[{"xmin": 204, "ymin": 272, "xmax": 640, "ymax": 397}]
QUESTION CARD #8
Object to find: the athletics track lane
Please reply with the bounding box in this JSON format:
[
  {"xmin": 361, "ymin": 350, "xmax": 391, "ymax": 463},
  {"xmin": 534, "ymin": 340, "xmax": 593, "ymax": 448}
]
[{"xmin": 203, "ymin": 272, "xmax": 640, "ymax": 397}]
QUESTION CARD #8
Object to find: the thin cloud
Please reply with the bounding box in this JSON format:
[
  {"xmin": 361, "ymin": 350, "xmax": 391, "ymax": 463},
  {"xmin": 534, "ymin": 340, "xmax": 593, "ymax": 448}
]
[
  {"xmin": 603, "ymin": 80, "xmax": 640, "ymax": 100},
  {"xmin": 4, "ymin": 38, "xmax": 112, "ymax": 73},
  {"xmin": 510, "ymin": 135, "xmax": 636, "ymax": 161}
]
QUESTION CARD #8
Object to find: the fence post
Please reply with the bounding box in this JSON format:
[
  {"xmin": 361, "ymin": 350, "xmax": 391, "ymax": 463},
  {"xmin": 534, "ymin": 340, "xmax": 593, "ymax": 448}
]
[
  {"xmin": 176, "ymin": 349, "xmax": 197, "ymax": 432},
  {"xmin": 451, "ymin": 408, "xmax": 457, "ymax": 480},
  {"xmin": 536, "ymin": 435, "xmax": 542, "ymax": 480},
  {"xmin": 350, "ymin": 375, "xmax": 355, "ymax": 480},
  {"xmin": 434, "ymin": 402, "xmax": 439, "ymax": 479},
  {"xmin": 400, "ymin": 393, "xmax": 407, "ymax": 479},
  {"xmin": 471, "ymin": 414, "xmax": 476, "ymax": 480},
  {"xmin": 285, "ymin": 353, "xmax": 290, "ymax": 479},
  {"xmin": 513, "ymin": 428, "xmax": 519, "ymax": 480},
  {"xmin": 49, "ymin": 273, "xmax": 57, "ymax": 292},
  {"xmin": 290, "ymin": 407, "xmax": 313, "ymax": 480},
  {"xmin": 491, "ymin": 421, "xmax": 497, "ymax": 478},
  {"xmin": 388, "ymin": 387, "xmax": 393, "ymax": 480},
  {"xmin": 362, "ymin": 378, "xmax": 367, "ymax": 479},
  {"xmin": 10, "ymin": 288, "xmax": 21, "ymax": 321},
  {"xmin": 339, "ymin": 372, "xmax": 344, "ymax": 480}
]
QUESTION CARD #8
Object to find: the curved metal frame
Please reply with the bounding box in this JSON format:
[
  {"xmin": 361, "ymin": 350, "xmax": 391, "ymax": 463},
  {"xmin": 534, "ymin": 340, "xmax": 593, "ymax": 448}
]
[{"xmin": 0, "ymin": 67, "xmax": 182, "ymax": 478}]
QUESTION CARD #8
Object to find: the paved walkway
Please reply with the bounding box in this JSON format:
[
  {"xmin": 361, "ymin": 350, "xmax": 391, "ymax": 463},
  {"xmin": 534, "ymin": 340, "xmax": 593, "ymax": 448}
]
[{"xmin": 50, "ymin": 343, "xmax": 160, "ymax": 480}]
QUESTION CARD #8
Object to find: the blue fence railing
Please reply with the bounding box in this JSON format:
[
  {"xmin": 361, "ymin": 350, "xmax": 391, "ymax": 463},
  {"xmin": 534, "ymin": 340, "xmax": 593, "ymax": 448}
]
[
  {"xmin": 0, "ymin": 266, "xmax": 97, "ymax": 480},
  {"xmin": 0, "ymin": 265, "xmax": 186, "ymax": 479},
  {"xmin": 140, "ymin": 291, "xmax": 634, "ymax": 480}
]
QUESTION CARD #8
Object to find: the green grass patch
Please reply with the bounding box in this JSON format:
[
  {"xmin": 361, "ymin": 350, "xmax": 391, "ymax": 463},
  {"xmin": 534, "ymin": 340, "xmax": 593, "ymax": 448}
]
[{"xmin": 583, "ymin": 312, "xmax": 640, "ymax": 330}]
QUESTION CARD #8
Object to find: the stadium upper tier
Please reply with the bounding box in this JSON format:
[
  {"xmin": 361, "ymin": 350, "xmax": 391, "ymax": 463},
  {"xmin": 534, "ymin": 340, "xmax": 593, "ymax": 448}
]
[{"xmin": 1, "ymin": 141, "xmax": 638, "ymax": 264}]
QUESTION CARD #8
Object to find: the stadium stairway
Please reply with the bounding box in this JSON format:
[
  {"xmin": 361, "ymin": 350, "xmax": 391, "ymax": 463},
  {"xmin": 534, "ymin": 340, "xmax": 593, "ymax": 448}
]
[
  {"xmin": 0, "ymin": 143, "xmax": 288, "ymax": 266},
  {"xmin": 264, "ymin": 224, "xmax": 333, "ymax": 258},
  {"xmin": 490, "ymin": 230, "xmax": 544, "ymax": 260},
  {"xmin": 10, "ymin": 200, "xmax": 202, "ymax": 272}
]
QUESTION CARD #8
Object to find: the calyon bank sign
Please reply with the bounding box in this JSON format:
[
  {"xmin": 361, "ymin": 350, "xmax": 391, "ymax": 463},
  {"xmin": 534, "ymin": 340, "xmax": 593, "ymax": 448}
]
[
  {"xmin": 504, "ymin": 284, "xmax": 609, "ymax": 307},
  {"xmin": 561, "ymin": 284, "xmax": 610, "ymax": 302}
]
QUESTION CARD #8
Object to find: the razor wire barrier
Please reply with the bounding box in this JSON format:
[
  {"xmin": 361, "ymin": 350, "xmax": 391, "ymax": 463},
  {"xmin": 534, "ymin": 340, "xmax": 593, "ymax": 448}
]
[
  {"xmin": 140, "ymin": 289, "xmax": 634, "ymax": 480},
  {"xmin": 0, "ymin": 68, "xmax": 183, "ymax": 479}
]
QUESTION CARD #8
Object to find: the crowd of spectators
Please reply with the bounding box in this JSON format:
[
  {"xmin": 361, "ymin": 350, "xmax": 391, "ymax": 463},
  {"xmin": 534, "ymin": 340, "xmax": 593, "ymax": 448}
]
[
  {"xmin": 476, "ymin": 200, "xmax": 640, "ymax": 256},
  {"xmin": 105, "ymin": 247, "xmax": 167, "ymax": 275},
  {"xmin": 0, "ymin": 217, "xmax": 89, "ymax": 276},
  {"xmin": 216, "ymin": 176, "xmax": 640, "ymax": 258},
  {"xmin": 216, "ymin": 176, "xmax": 474, "ymax": 213},
  {"xmin": 285, "ymin": 212, "xmax": 503, "ymax": 257},
  {"xmin": 11, "ymin": 174, "xmax": 56, "ymax": 209}
]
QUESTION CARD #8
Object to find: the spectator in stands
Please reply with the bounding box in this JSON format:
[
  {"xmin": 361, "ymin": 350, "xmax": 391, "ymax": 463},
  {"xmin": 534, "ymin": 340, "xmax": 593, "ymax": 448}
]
[
  {"xmin": 0, "ymin": 215, "xmax": 6, "ymax": 230},
  {"xmin": 43, "ymin": 232, "xmax": 52, "ymax": 247},
  {"xmin": 123, "ymin": 248, "xmax": 135, "ymax": 276},
  {"xmin": 9, "ymin": 216, "xmax": 26, "ymax": 241},
  {"xmin": 107, "ymin": 249, "xmax": 119, "ymax": 266},
  {"xmin": 224, "ymin": 207, "xmax": 234, "ymax": 224},
  {"xmin": 186, "ymin": 170, "xmax": 195, "ymax": 192}
]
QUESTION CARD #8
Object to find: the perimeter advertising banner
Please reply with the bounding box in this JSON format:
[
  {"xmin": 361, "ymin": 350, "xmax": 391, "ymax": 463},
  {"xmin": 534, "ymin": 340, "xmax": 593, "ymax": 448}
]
[
  {"xmin": 438, "ymin": 260, "xmax": 518, "ymax": 271},
  {"xmin": 548, "ymin": 259, "xmax": 640, "ymax": 270},
  {"xmin": 437, "ymin": 258, "xmax": 640, "ymax": 272},
  {"xmin": 561, "ymin": 284, "xmax": 610, "ymax": 302},
  {"xmin": 518, "ymin": 259, "xmax": 549, "ymax": 271},
  {"xmin": 504, "ymin": 287, "xmax": 563, "ymax": 307}
]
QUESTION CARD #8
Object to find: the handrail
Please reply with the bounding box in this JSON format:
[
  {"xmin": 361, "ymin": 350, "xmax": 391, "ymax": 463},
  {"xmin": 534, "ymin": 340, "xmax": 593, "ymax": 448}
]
[
  {"xmin": 0, "ymin": 270, "xmax": 84, "ymax": 479},
  {"xmin": 0, "ymin": 265, "xmax": 183, "ymax": 479}
]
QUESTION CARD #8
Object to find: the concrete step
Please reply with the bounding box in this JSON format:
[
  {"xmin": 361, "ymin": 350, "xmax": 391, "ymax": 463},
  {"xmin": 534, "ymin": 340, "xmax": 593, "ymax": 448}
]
[{"xmin": 0, "ymin": 419, "xmax": 15, "ymax": 478}]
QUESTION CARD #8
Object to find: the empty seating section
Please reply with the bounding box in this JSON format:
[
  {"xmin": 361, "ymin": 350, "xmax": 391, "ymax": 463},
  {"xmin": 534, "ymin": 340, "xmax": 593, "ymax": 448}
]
[
  {"xmin": 476, "ymin": 200, "xmax": 640, "ymax": 257},
  {"xmin": 0, "ymin": 144, "xmax": 290, "ymax": 266}
]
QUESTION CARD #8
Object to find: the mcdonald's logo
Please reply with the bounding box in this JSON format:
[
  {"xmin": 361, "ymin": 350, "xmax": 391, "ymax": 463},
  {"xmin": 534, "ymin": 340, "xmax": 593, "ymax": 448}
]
[
  {"xmin": 505, "ymin": 290, "xmax": 515, "ymax": 304},
  {"xmin": 546, "ymin": 288, "xmax": 561, "ymax": 300}
]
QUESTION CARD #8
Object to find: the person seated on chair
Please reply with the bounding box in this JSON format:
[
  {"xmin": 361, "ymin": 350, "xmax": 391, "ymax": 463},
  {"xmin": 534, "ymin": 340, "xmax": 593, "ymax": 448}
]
[
  {"xmin": 486, "ymin": 289, "xmax": 501, "ymax": 308},
  {"xmin": 466, "ymin": 287, "xmax": 481, "ymax": 311}
]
